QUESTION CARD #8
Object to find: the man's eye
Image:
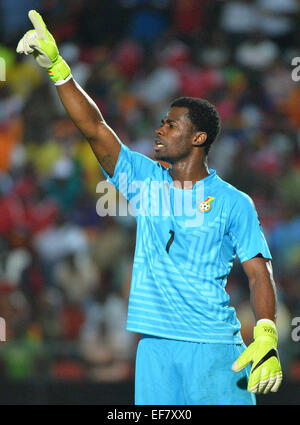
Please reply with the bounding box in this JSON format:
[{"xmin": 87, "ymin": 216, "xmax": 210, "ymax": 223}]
[{"xmin": 169, "ymin": 124, "xmax": 174, "ymax": 128}]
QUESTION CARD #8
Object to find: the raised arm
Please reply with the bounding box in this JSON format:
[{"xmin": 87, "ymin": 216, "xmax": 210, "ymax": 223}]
[
  {"xmin": 16, "ymin": 10, "xmax": 121, "ymax": 177},
  {"xmin": 56, "ymin": 79, "xmax": 121, "ymax": 177}
]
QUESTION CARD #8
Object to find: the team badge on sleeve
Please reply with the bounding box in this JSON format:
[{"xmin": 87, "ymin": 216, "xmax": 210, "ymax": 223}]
[{"xmin": 198, "ymin": 196, "xmax": 215, "ymax": 212}]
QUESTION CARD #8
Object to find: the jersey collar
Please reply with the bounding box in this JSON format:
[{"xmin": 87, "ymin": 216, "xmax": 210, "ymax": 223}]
[{"xmin": 167, "ymin": 168, "xmax": 217, "ymax": 190}]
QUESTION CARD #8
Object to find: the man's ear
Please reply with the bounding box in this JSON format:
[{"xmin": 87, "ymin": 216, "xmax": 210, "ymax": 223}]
[{"xmin": 193, "ymin": 132, "xmax": 207, "ymax": 147}]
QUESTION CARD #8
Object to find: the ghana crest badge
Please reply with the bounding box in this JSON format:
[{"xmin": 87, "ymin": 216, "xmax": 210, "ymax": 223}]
[{"xmin": 198, "ymin": 196, "xmax": 215, "ymax": 212}]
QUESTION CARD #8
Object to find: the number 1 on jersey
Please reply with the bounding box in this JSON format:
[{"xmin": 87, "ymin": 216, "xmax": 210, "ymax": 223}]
[{"xmin": 166, "ymin": 230, "xmax": 175, "ymax": 253}]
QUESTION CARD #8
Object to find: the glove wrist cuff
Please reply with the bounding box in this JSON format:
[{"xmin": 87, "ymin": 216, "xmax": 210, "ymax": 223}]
[
  {"xmin": 254, "ymin": 319, "xmax": 278, "ymax": 343},
  {"xmin": 256, "ymin": 318, "xmax": 276, "ymax": 326},
  {"xmin": 47, "ymin": 55, "xmax": 71, "ymax": 84}
]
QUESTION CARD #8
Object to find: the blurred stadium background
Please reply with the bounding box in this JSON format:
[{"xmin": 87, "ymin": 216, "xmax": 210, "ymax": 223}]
[{"xmin": 0, "ymin": 0, "xmax": 299, "ymax": 405}]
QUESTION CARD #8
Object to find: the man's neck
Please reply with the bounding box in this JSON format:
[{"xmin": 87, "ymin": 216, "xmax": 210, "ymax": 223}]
[{"xmin": 168, "ymin": 159, "xmax": 210, "ymax": 189}]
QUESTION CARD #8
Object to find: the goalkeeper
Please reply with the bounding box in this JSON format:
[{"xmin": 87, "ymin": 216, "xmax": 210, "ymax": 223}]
[{"xmin": 17, "ymin": 10, "xmax": 282, "ymax": 404}]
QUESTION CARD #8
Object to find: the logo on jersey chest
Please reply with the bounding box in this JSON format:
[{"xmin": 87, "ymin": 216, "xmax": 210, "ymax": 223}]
[{"xmin": 198, "ymin": 196, "xmax": 215, "ymax": 212}]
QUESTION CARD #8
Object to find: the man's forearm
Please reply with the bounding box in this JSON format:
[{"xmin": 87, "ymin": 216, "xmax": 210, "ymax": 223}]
[
  {"xmin": 249, "ymin": 270, "xmax": 277, "ymax": 322},
  {"xmin": 56, "ymin": 77, "xmax": 121, "ymax": 176},
  {"xmin": 56, "ymin": 78, "xmax": 104, "ymax": 141},
  {"xmin": 17, "ymin": 10, "xmax": 122, "ymax": 176},
  {"xmin": 233, "ymin": 266, "xmax": 282, "ymax": 394}
]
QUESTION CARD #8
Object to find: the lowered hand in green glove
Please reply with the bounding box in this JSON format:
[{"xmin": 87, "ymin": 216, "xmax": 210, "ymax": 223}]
[
  {"xmin": 232, "ymin": 319, "xmax": 282, "ymax": 394},
  {"xmin": 16, "ymin": 10, "xmax": 71, "ymax": 85}
]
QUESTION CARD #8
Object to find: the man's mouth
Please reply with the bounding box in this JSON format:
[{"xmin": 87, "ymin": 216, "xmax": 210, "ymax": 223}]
[{"xmin": 154, "ymin": 138, "xmax": 165, "ymax": 150}]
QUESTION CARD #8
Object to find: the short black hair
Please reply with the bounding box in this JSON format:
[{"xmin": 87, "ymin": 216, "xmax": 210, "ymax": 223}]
[{"xmin": 170, "ymin": 97, "xmax": 221, "ymax": 154}]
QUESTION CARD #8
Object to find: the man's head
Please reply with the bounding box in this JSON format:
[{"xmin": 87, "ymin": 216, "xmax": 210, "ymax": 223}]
[{"xmin": 154, "ymin": 97, "xmax": 221, "ymax": 164}]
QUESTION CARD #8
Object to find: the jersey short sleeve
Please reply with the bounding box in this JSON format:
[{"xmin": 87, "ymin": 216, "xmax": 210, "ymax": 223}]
[
  {"xmin": 227, "ymin": 192, "xmax": 272, "ymax": 263},
  {"xmin": 100, "ymin": 143, "xmax": 158, "ymax": 201}
]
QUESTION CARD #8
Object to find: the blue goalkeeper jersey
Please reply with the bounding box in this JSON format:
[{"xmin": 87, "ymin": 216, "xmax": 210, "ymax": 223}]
[{"xmin": 101, "ymin": 143, "xmax": 272, "ymax": 344}]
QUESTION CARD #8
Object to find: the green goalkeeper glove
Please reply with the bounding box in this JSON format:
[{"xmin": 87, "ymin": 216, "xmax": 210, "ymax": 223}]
[
  {"xmin": 232, "ymin": 319, "xmax": 282, "ymax": 394},
  {"xmin": 16, "ymin": 10, "xmax": 71, "ymax": 85}
]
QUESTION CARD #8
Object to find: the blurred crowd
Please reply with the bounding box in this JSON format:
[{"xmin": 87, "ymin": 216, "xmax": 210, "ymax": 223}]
[{"xmin": 0, "ymin": 0, "xmax": 299, "ymax": 384}]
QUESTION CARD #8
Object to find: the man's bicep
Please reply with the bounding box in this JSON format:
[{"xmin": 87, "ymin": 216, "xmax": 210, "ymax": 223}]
[{"xmin": 242, "ymin": 256, "xmax": 273, "ymax": 287}]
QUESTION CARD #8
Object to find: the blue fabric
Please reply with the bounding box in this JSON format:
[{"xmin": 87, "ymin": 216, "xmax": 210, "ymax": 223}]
[
  {"xmin": 101, "ymin": 143, "xmax": 271, "ymax": 343},
  {"xmin": 135, "ymin": 335, "xmax": 256, "ymax": 405}
]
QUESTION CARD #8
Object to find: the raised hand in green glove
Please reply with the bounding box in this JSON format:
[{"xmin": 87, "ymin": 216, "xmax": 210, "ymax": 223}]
[
  {"xmin": 16, "ymin": 10, "xmax": 71, "ymax": 85},
  {"xmin": 232, "ymin": 319, "xmax": 282, "ymax": 394}
]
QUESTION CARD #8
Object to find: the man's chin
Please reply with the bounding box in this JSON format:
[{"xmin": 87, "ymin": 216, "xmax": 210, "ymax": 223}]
[{"xmin": 154, "ymin": 151, "xmax": 170, "ymax": 162}]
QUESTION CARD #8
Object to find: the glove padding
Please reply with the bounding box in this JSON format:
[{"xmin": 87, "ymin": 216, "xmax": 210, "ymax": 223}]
[
  {"xmin": 232, "ymin": 320, "xmax": 282, "ymax": 394},
  {"xmin": 16, "ymin": 10, "xmax": 71, "ymax": 84}
]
